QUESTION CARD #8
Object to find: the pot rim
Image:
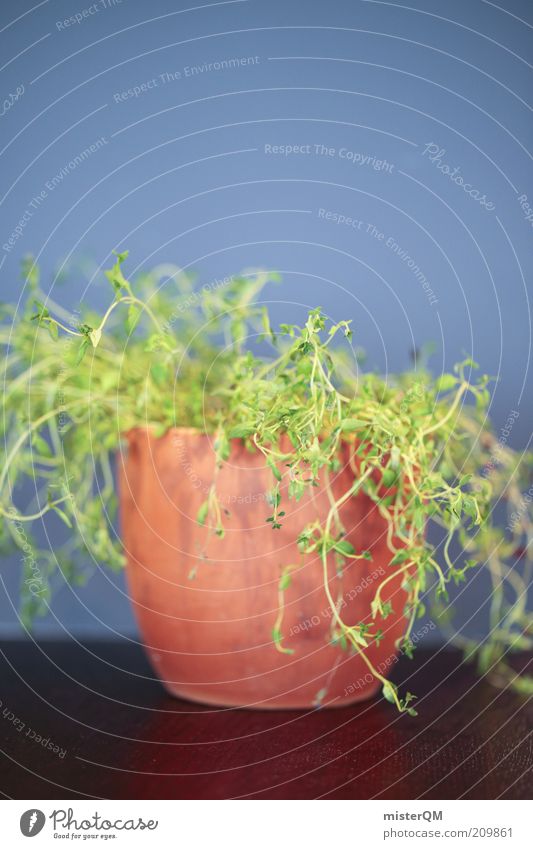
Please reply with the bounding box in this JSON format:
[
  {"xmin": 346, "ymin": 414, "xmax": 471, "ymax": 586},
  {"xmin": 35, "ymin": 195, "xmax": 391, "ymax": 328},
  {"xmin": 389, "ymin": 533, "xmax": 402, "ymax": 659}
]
[
  {"xmin": 125, "ymin": 425, "xmax": 352, "ymax": 442},
  {"xmin": 126, "ymin": 424, "xmax": 205, "ymax": 440}
]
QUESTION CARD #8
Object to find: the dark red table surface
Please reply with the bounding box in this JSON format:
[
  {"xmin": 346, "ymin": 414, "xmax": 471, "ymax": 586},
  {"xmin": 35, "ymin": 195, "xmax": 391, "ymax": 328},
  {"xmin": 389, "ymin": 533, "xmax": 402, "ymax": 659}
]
[{"xmin": 0, "ymin": 641, "xmax": 531, "ymax": 799}]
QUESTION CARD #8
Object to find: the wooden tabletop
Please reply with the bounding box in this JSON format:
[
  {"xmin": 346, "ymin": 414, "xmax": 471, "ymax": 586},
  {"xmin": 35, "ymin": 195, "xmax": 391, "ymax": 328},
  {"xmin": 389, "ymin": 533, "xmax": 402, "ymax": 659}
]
[{"xmin": 0, "ymin": 641, "xmax": 531, "ymax": 799}]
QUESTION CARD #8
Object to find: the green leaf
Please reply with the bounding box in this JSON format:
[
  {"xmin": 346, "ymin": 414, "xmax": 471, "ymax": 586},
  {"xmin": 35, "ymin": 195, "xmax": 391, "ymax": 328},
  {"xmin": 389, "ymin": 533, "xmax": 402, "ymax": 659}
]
[
  {"xmin": 334, "ymin": 539, "xmax": 355, "ymax": 557},
  {"xmin": 196, "ymin": 500, "xmax": 209, "ymax": 526},
  {"xmin": 462, "ymin": 495, "xmax": 479, "ymax": 523},
  {"xmin": 435, "ymin": 373, "xmax": 457, "ymax": 392},
  {"xmin": 380, "ymin": 601, "xmax": 393, "ymax": 618},
  {"xmin": 76, "ymin": 337, "xmax": 90, "ymax": 365},
  {"xmin": 144, "ymin": 333, "xmax": 166, "ymax": 352},
  {"xmin": 32, "ymin": 434, "xmax": 52, "ymax": 457},
  {"xmin": 150, "ymin": 362, "xmax": 169, "ymax": 387},
  {"xmin": 382, "ymin": 682, "xmax": 397, "ymax": 704},
  {"xmin": 350, "ymin": 627, "xmax": 368, "ymax": 647},
  {"xmin": 413, "ymin": 507, "xmax": 426, "ymax": 532},
  {"xmin": 215, "ymin": 433, "xmax": 230, "ymax": 461},
  {"xmin": 340, "ymin": 418, "xmax": 365, "ymax": 432},
  {"xmin": 382, "ymin": 467, "xmax": 398, "ymax": 488},
  {"xmin": 31, "ymin": 299, "xmax": 50, "ymax": 321},
  {"xmin": 52, "ymin": 505, "xmax": 73, "ymax": 528},
  {"xmin": 511, "ymin": 676, "xmax": 533, "ymax": 695},
  {"xmin": 261, "ymin": 307, "xmax": 272, "ymax": 338},
  {"xmin": 105, "ymin": 251, "xmax": 129, "ymax": 295},
  {"xmin": 127, "ymin": 305, "xmax": 141, "ymax": 335},
  {"xmin": 228, "ymin": 424, "xmax": 256, "ymax": 439},
  {"xmin": 267, "ymin": 489, "xmax": 281, "ymax": 508},
  {"xmin": 460, "ymin": 357, "xmax": 479, "ymax": 370},
  {"xmin": 47, "ymin": 322, "xmax": 59, "ymax": 341},
  {"xmin": 476, "ymin": 388, "xmax": 490, "ymax": 409},
  {"xmin": 390, "ymin": 549, "xmax": 410, "ymax": 565},
  {"xmin": 288, "ymin": 479, "xmax": 305, "ymax": 501}
]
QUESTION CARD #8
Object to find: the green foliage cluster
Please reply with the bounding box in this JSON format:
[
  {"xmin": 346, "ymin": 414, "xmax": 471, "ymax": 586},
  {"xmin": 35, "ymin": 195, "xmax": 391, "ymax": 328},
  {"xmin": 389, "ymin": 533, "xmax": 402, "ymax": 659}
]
[{"xmin": 2, "ymin": 252, "xmax": 532, "ymax": 712}]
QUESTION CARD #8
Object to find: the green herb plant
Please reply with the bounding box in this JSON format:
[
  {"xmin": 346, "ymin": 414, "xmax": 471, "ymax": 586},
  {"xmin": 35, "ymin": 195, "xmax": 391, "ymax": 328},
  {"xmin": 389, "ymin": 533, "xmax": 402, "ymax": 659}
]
[{"xmin": 2, "ymin": 252, "xmax": 532, "ymax": 713}]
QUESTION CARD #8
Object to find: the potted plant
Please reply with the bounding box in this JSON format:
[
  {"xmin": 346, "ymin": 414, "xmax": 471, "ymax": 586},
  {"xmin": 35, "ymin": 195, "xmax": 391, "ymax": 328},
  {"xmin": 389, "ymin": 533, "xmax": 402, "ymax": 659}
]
[{"xmin": 2, "ymin": 252, "xmax": 532, "ymax": 711}]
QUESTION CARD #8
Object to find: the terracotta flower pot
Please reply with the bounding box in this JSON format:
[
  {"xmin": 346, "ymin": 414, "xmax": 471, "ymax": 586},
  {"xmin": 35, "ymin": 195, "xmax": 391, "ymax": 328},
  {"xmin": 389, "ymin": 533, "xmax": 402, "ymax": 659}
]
[{"xmin": 119, "ymin": 428, "xmax": 410, "ymax": 709}]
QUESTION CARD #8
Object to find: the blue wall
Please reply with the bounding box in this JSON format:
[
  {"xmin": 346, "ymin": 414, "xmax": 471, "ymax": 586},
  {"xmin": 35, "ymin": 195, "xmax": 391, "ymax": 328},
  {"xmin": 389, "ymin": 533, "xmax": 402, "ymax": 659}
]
[{"xmin": 1, "ymin": 0, "xmax": 532, "ymax": 639}]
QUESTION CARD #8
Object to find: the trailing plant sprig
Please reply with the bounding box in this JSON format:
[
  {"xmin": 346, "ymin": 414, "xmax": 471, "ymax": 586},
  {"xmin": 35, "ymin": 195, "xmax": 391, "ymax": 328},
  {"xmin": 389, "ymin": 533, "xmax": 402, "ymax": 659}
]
[{"xmin": 2, "ymin": 251, "xmax": 532, "ymax": 710}]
